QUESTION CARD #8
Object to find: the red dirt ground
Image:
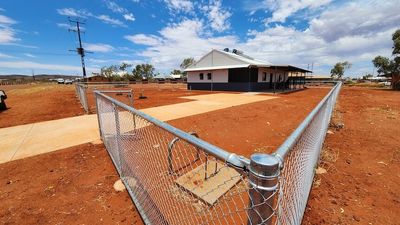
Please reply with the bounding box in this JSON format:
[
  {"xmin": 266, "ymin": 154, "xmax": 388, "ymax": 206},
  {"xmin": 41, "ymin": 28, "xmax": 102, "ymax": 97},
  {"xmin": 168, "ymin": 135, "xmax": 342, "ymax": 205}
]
[
  {"xmin": 0, "ymin": 142, "xmax": 144, "ymax": 225},
  {"xmin": 0, "ymin": 83, "xmax": 211, "ymax": 128},
  {"xmin": 85, "ymin": 83, "xmax": 219, "ymax": 113},
  {"xmin": 0, "ymin": 84, "xmax": 84, "ymax": 128},
  {"xmin": 0, "ymin": 85, "xmax": 399, "ymax": 224},
  {"xmin": 168, "ymin": 87, "xmax": 330, "ymax": 157},
  {"xmin": 303, "ymin": 87, "xmax": 400, "ymax": 225}
]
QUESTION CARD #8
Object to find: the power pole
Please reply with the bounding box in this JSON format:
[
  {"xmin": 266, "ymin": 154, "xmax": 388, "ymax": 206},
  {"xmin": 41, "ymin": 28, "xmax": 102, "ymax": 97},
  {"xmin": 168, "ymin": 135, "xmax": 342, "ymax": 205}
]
[{"xmin": 68, "ymin": 19, "xmax": 88, "ymax": 78}]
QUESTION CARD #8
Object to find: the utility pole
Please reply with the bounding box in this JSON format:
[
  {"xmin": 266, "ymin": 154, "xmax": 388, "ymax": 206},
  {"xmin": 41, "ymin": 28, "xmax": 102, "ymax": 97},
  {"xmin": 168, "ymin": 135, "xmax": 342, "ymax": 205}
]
[
  {"xmin": 68, "ymin": 19, "xmax": 89, "ymax": 78},
  {"xmin": 31, "ymin": 69, "xmax": 35, "ymax": 81}
]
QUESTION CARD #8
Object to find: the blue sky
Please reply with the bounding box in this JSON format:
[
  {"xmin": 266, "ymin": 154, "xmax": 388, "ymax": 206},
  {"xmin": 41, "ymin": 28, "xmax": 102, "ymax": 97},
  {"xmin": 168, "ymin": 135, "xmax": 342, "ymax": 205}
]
[{"xmin": 0, "ymin": 0, "xmax": 399, "ymax": 77}]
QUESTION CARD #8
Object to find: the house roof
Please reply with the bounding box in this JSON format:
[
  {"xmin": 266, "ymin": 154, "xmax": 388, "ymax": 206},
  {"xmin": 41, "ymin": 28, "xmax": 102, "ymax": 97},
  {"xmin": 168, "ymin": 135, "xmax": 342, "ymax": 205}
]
[{"xmin": 185, "ymin": 49, "xmax": 311, "ymax": 73}]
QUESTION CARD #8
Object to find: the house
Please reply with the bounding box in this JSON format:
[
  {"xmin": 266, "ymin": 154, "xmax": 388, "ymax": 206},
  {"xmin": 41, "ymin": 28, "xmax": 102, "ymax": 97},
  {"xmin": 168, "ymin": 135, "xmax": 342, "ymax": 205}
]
[
  {"xmin": 305, "ymin": 74, "xmax": 334, "ymax": 85},
  {"xmin": 168, "ymin": 74, "xmax": 183, "ymax": 80},
  {"xmin": 84, "ymin": 75, "xmax": 110, "ymax": 82},
  {"xmin": 184, "ymin": 48, "xmax": 311, "ymax": 92}
]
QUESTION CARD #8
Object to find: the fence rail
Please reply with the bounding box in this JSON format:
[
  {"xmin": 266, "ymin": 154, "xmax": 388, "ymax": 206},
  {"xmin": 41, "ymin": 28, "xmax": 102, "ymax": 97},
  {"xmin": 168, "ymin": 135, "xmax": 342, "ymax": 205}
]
[
  {"xmin": 94, "ymin": 82, "xmax": 342, "ymax": 225},
  {"xmin": 75, "ymin": 83, "xmax": 89, "ymax": 114},
  {"xmin": 75, "ymin": 82, "xmax": 133, "ymax": 114}
]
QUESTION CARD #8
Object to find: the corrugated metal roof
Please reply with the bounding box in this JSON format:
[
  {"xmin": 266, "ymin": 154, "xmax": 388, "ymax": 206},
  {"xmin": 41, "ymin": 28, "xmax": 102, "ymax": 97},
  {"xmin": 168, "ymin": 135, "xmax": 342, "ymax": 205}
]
[
  {"xmin": 185, "ymin": 49, "xmax": 311, "ymax": 73},
  {"xmin": 216, "ymin": 49, "xmax": 272, "ymax": 66},
  {"xmin": 185, "ymin": 49, "xmax": 272, "ymax": 72}
]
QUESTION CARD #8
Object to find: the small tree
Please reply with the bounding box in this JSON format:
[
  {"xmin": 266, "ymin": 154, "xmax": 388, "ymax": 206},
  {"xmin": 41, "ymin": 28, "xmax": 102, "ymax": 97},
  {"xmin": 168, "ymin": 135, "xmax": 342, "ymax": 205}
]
[
  {"xmin": 180, "ymin": 57, "xmax": 195, "ymax": 70},
  {"xmin": 372, "ymin": 56, "xmax": 393, "ymax": 75},
  {"xmin": 372, "ymin": 29, "xmax": 400, "ymax": 89},
  {"xmin": 362, "ymin": 73, "xmax": 373, "ymax": 80},
  {"xmin": 180, "ymin": 57, "xmax": 196, "ymax": 77},
  {"xmin": 132, "ymin": 64, "xmax": 155, "ymax": 80},
  {"xmin": 100, "ymin": 65, "xmax": 119, "ymax": 79},
  {"xmin": 330, "ymin": 61, "xmax": 352, "ymax": 79},
  {"xmin": 170, "ymin": 69, "xmax": 182, "ymax": 75}
]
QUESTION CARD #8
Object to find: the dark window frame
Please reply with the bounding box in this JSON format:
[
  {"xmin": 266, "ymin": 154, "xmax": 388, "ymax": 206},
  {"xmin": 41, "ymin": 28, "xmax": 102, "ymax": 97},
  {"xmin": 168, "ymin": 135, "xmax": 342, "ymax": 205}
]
[
  {"xmin": 207, "ymin": 73, "xmax": 212, "ymax": 80},
  {"xmin": 199, "ymin": 73, "xmax": 204, "ymax": 80}
]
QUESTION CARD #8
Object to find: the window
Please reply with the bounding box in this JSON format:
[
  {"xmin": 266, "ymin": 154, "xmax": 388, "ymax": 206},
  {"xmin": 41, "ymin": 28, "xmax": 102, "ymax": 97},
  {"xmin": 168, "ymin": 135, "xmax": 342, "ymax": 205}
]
[
  {"xmin": 199, "ymin": 73, "xmax": 204, "ymax": 80},
  {"xmin": 207, "ymin": 73, "xmax": 212, "ymax": 80},
  {"xmin": 262, "ymin": 72, "xmax": 267, "ymax": 81}
]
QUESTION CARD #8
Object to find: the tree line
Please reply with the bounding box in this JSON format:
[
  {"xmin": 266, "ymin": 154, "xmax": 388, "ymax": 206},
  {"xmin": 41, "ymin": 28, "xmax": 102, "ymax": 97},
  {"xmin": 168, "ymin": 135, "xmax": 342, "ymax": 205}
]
[
  {"xmin": 99, "ymin": 57, "xmax": 196, "ymax": 81},
  {"xmin": 330, "ymin": 29, "xmax": 399, "ymax": 89}
]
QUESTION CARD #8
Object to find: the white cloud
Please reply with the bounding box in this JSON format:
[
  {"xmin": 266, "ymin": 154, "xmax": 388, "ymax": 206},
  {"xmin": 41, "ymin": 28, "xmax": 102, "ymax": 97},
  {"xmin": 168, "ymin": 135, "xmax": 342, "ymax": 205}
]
[
  {"xmin": 309, "ymin": 0, "xmax": 400, "ymax": 42},
  {"xmin": 96, "ymin": 15, "xmax": 126, "ymax": 27},
  {"xmin": 0, "ymin": 60, "xmax": 97, "ymax": 72},
  {"xmin": 202, "ymin": 0, "xmax": 231, "ymax": 32},
  {"xmin": 126, "ymin": 19, "xmax": 238, "ymax": 69},
  {"xmin": 0, "ymin": 52, "xmax": 15, "ymax": 58},
  {"xmin": 105, "ymin": 1, "xmax": 128, "ymax": 14},
  {"xmin": 85, "ymin": 43, "xmax": 114, "ymax": 52},
  {"xmin": 104, "ymin": 1, "xmax": 135, "ymax": 22},
  {"xmin": 164, "ymin": 0, "xmax": 194, "ymax": 13},
  {"xmin": 123, "ymin": 13, "xmax": 135, "ymax": 21},
  {"xmin": 0, "ymin": 14, "xmax": 16, "ymax": 25},
  {"xmin": 56, "ymin": 8, "xmax": 91, "ymax": 18},
  {"xmin": 0, "ymin": 14, "xmax": 18, "ymax": 44},
  {"xmin": 87, "ymin": 58, "xmax": 113, "ymax": 64},
  {"xmin": 0, "ymin": 28, "xmax": 18, "ymax": 44},
  {"xmin": 23, "ymin": 53, "xmax": 36, "ymax": 58},
  {"xmin": 125, "ymin": 34, "xmax": 162, "ymax": 45},
  {"xmin": 57, "ymin": 8, "xmax": 127, "ymax": 27},
  {"xmin": 243, "ymin": 0, "xmax": 332, "ymax": 24},
  {"xmin": 128, "ymin": 0, "xmax": 399, "ymax": 77}
]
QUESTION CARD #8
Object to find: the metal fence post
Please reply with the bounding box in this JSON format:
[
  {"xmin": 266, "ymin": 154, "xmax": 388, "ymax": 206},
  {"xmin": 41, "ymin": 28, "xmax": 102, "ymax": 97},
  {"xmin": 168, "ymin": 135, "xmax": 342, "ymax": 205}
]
[
  {"xmin": 248, "ymin": 153, "xmax": 280, "ymax": 225},
  {"xmin": 129, "ymin": 89, "xmax": 134, "ymax": 107},
  {"xmin": 84, "ymin": 85, "xmax": 89, "ymax": 113},
  {"xmin": 112, "ymin": 102, "xmax": 123, "ymax": 174},
  {"xmin": 94, "ymin": 93, "xmax": 103, "ymax": 140}
]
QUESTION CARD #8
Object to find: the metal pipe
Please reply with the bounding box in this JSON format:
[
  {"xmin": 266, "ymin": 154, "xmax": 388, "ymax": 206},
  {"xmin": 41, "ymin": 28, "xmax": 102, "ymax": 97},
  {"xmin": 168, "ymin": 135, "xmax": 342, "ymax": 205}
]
[
  {"xmin": 248, "ymin": 153, "xmax": 280, "ymax": 225},
  {"xmin": 273, "ymin": 82, "xmax": 342, "ymax": 162},
  {"xmin": 94, "ymin": 94, "xmax": 103, "ymax": 139},
  {"xmin": 113, "ymin": 102, "xmax": 123, "ymax": 174},
  {"xmin": 94, "ymin": 91, "xmax": 250, "ymax": 170}
]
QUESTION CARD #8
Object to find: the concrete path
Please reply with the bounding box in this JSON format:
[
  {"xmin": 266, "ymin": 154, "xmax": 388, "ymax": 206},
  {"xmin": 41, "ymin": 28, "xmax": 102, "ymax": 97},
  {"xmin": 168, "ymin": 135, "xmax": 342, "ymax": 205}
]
[{"xmin": 0, "ymin": 93, "xmax": 276, "ymax": 164}]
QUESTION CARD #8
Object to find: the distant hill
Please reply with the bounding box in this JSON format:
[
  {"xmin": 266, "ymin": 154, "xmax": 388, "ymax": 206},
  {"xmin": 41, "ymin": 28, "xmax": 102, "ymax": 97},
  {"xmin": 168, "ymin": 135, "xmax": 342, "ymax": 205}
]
[{"xmin": 0, "ymin": 74, "xmax": 82, "ymax": 80}]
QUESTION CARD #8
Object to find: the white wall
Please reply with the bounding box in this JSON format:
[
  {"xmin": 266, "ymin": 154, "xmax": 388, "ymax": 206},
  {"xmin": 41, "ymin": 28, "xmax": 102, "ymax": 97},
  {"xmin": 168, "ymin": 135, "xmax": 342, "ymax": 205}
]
[
  {"xmin": 187, "ymin": 69, "xmax": 228, "ymax": 83},
  {"xmin": 258, "ymin": 68, "xmax": 288, "ymax": 82}
]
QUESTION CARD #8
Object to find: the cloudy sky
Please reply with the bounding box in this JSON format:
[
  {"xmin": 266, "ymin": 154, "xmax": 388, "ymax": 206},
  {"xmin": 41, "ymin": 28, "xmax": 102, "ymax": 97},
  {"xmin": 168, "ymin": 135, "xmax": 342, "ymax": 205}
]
[{"xmin": 0, "ymin": 0, "xmax": 399, "ymax": 77}]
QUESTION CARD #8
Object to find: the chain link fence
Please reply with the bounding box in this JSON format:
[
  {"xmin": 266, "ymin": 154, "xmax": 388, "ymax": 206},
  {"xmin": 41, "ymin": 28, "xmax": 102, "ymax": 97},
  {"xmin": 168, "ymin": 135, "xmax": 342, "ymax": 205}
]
[
  {"xmin": 75, "ymin": 83, "xmax": 89, "ymax": 114},
  {"xmin": 94, "ymin": 82, "xmax": 342, "ymax": 225},
  {"xmin": 75, "ymin": 82, "xmax": 133, "ymax": 114}
]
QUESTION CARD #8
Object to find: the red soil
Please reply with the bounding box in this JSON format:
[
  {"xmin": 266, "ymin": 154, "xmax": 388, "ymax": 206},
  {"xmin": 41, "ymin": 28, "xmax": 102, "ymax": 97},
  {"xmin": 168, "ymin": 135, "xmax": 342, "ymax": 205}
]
[
  {"xmin": 0, "ymin": 85, "xmax": 399, "ymax": 224},
  {"xmin": 303, "ymin": 87, "xmax": 400, "ymax": 225},
  {"xmin": 0, "ymin": 83, "xmax": 211, "ymax": 128},
  {"xmin": 0, "ymin": 142, "xmax": 144, "ymax": 225}
]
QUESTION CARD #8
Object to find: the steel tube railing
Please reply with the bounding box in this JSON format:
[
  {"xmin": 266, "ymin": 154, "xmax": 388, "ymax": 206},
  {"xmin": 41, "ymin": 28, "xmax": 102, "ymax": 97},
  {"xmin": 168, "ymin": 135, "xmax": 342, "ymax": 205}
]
[{"xmin": 94, "ymin": 90, "xmax": 250, "ymax": 170}]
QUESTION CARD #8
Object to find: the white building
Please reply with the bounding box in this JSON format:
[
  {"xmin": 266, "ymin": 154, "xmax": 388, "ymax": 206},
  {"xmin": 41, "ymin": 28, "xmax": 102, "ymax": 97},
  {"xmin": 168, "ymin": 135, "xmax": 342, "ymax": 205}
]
[{"xmin": 185, "ymin": 49, "xmax": 310, "ymax": 91}]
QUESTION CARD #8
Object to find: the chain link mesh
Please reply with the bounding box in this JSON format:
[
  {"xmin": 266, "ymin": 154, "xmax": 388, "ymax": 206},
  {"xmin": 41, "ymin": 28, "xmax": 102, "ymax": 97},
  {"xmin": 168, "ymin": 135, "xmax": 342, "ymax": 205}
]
[
  {"xmin": 96, "ymin": 92, "xmax": 285, "ymax": 225},
  {"xmin": 75, "ymin": 83, "xmax": 89, "ymax": 113},
  {"xmin": 276, "ymin": 82, "xmax": 341, "ymax": 225},
  {"xmin": 94, "ymin": 82, "xmax": 341, "ymax": 225}
]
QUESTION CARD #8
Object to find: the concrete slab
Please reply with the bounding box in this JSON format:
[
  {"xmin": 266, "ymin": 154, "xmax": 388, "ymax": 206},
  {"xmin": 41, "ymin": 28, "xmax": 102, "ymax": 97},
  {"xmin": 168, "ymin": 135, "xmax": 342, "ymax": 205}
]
[
  {"xmin": 175, "ymin": 162, "xmax": 241, "ymax": 205},
  {"xmin": 142, "ymin": 93, "xmax": 276, "ymax": 121},
  {"xmin": 0, "ymin": 93, "xmax": 276, "ymax": 164}
]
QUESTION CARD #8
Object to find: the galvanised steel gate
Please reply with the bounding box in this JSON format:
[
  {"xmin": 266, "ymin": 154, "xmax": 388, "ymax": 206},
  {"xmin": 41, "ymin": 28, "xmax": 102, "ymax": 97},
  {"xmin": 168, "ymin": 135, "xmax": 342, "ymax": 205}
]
[{"xmin": 94, "ymin": 82, "xmax": 342, "ymax": 225}]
